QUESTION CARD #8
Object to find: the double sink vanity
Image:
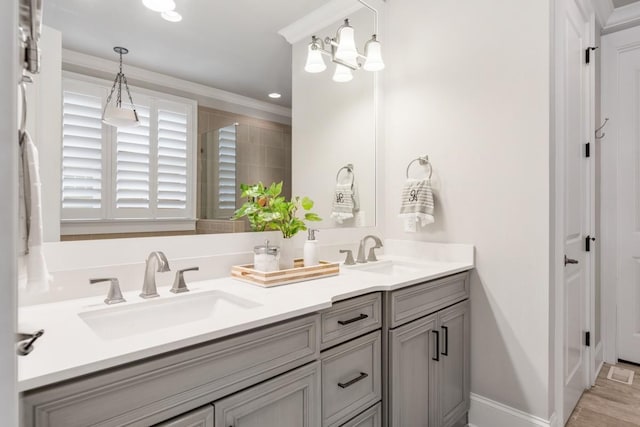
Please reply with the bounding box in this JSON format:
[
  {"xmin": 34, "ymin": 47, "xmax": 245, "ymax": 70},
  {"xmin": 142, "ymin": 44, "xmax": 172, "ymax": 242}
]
[{"xmin": 19, "ymin": 239, "xmax": 473, "ymax": 427}]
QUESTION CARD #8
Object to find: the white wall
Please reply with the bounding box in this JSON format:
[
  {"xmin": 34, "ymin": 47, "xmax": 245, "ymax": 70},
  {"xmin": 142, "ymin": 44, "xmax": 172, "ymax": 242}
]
[
  {"xmin": 292, "ymin": 8, "xmax": 377, "ymax": 229},
  {"xmin": 384, "ymin": 0, "xmax": 552, "ymax": 421},
  {"xmin": 0, "ymin": 0, "xmax": 18, "ymax": 425}
]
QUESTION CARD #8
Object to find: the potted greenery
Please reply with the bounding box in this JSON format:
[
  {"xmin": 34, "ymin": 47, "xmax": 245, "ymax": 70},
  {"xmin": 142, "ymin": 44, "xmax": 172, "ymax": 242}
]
[{"xmin": 232, "ymin": 182, "xmax": 321, "ymax": 269}]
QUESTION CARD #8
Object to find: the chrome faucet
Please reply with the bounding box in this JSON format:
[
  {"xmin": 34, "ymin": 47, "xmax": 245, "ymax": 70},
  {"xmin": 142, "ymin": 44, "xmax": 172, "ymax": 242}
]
[
  {"xmin": 356, "ymin": 235, "xmax": 383, "ymax": 263},
  {"xmin": 140, "ymin": 251, "xmax": 170, "ymax": 298}
]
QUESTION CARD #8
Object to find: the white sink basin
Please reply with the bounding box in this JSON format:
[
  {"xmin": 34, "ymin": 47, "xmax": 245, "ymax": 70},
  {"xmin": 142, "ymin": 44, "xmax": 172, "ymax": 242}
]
[
  {"xmin": 79, "ymin": 290, "xmax": 261, "ymax": 340},
  {"xmin": 345, "ymin": 259, "xmax": 428, "ymax": 275}
]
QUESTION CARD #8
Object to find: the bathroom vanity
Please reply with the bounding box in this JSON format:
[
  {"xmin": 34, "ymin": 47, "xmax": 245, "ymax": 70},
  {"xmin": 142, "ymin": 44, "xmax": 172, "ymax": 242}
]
[{"xmin": 19, "ymin": 242, "xmax": 472, "ymax": 427}]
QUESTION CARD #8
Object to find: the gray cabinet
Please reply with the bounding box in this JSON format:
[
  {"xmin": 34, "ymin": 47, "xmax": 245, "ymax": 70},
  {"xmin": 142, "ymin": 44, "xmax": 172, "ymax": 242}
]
[
  {"xmin": 154, "ymin": 405, "xmax": 214, "ymax": 427},
  {"xmin": 340, "ymin": 403, "xmax": 381, "ymax": 427},
  {"xmin": 388, "ymin": 300, "xmax": 470, "ymax": 427},
  {"xmin": 213, "ymin": 362, "xmax": 321, "ymax": 427}
]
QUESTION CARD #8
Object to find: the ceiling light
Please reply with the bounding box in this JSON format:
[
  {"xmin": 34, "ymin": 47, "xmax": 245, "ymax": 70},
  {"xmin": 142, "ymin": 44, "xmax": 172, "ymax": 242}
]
[
  {"xmin": 142, "ymin": 0, "xmax": 175, "ymax": 13},
  {"xmin": 268, "ymin": 93, "xmax": 282, "ymax": 99},
  {"xmin": 161, "ymin": 10, "xmax": 182, "ymax": 22},
  {"xmin": 102, "ymin": 47, "xmax": 140, "ymax": 128}
]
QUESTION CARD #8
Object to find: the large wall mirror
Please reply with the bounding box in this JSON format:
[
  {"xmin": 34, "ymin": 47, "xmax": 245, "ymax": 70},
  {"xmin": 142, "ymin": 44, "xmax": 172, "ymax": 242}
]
[{"xmin": 34, "ymin": 0, "xmax": 378, "ymax": 242}]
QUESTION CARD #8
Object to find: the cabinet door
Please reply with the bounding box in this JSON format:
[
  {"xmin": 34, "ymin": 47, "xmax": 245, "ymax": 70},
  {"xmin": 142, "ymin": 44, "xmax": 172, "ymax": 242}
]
[
  {"xmin": 154, "ymin": 405, "xmax": 213, "ymax": 427},
  {"xmin": 214, "ymin": 361, "xmax": 321, "ymax": 427},
  {"xmin": 388, "ymin": 313, "xmax": 439, "ymax": 427},
  {"xmin": 438, "ymin": 301, "xmax": 470, "ymax": 427}
]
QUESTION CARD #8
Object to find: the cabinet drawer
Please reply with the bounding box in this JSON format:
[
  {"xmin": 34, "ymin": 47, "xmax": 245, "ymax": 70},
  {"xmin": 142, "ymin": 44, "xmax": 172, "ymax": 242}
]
[
  {"xmin": 321, "ymin": 331, "xmax": 381, "ymax": 427},
  {"xmin": 214, "ymin": 362, "xmax": 321, "ymax": 427},
  {"xmin": 153, "ymin": 405, "xmax": 213, "ymax": 427},
  {"xmin": 340, "ymin": 403, "xmax": 381, "ymax": 427},
  {"xmin": 321, "ymin": 293, "xmax": 381, "ymax": 350},
  {"xmin": 22, "ymin": 315, "xmax": 320, "ymax": 427},
  {"xmin": 387, "ymin": 272, "xmax": 469, "ymax": 328}
]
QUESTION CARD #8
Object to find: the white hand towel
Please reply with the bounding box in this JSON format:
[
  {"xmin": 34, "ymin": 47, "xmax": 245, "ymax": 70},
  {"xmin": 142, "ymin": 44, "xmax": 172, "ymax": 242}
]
[
  {"xmin": 330, "ymin": 172, "xmax": 360, "ymax": 224},
  {"xmin": 398, "ymin": 178, "xmax": 435, "ymax": 230},
  {"xmin": 330, "ymin": 183, "xmax": 355, "ymax": 224},
  {"xmin": 18, "ymin": 131, "xmax": 51, "ymax": 293}
]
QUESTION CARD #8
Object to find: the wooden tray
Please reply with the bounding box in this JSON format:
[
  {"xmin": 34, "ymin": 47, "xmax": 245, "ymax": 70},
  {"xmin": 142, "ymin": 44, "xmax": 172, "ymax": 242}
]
[{"xmin": 231, "ymin": 259, "xmax": 340, "ymax": 287}]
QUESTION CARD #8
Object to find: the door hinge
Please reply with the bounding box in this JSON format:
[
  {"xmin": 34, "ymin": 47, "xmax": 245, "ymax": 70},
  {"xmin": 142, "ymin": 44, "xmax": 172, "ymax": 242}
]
[
  {"xmin": 585, "ymin": 46, "xmax": 599, "ymax": 64},
  {"xmin": 585, "ymin": 142, "xmax": 590, "ymax": 158},
  {"xmin": 585, "ymin": 235, "xmax": 596, "ymax": 252},
  {"xmin": 585, "ymin": 331, "xmax": 591, "ymax": 347}
]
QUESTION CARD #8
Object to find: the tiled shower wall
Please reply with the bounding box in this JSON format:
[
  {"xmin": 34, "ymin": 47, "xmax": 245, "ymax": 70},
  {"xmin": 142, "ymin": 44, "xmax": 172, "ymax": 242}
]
[{"xmin": 197, "ymin": 107, "xmax": 292, "ymax": 221}]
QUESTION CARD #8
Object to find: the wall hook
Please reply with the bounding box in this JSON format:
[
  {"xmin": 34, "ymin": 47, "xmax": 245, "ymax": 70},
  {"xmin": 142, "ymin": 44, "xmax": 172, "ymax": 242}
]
[{"xmin": 595, "ymin": 118, "xmax": 609, "ymax": 140}]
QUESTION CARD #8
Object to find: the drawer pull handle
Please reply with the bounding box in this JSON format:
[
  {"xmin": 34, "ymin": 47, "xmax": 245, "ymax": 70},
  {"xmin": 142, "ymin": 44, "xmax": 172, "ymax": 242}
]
[
  {"xmin": 442, "ymin": 326, "xmax": 449, "ymax": 356},
  {"xmin": 338, "ymin": 372, "xmax": 369, "ymax": 388},
  {"xmin": 432, "ymin": 330, "xmax": 440, "ymax": 361},
  {"xmin": 338, "ymin": 313, "xmax": 368, "ymax": 325}
]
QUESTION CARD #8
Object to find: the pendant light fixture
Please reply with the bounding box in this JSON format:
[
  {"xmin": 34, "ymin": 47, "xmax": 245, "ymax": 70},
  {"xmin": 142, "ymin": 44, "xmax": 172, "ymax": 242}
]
[
  {"xmin": 102, "ymin": 47, "xmax": 140, "ymax": 128},
  {"xmin": 303, "ymin": 18, "xmax": 384, "ymax": 83}
]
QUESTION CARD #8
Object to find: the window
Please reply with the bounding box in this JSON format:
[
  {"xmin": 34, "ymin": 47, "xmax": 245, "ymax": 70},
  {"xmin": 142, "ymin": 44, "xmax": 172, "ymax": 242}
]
[{"xmin": 61, "ymin": 76, "xmax": 197, "ymax": 234}]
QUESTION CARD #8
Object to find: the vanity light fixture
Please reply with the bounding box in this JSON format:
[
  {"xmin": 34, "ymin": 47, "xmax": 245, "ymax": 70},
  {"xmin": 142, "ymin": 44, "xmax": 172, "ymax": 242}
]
[
  {"xmin": 304, "ymin": 18, "xmax": 385, "ymax": 83},
  {"xmin": 102, "ymin": 47, "xmax": 140, "ymax": 128},
  {"xmin": 142, "ymin": 0, "xmax": 176, "ymax": 13}
]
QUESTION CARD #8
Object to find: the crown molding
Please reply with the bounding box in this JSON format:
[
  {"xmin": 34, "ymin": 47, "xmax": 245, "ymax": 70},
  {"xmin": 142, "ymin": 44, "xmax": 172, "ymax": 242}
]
[
  {"xmin": 592, "ymin": 0, "xmax": 614, "ymax": 28},
  {"xmin": 61, "ymin": 49, "xmax": 292, "ymax": 123},
  {"xmin": 604, "ymin": 1, "xmax": 640, "ymax": 34},
  {"xmin": 278, "ymin": 0, "xmax": 364, "ymax": 44}
]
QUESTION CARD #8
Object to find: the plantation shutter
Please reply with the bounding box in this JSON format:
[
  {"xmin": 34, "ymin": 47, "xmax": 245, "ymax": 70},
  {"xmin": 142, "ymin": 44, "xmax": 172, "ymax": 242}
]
[
  {"xmin": 218, "ymin": 124, "xmax": 237, "ymax": 212},
  {"xmin": 157, "ymin": 107, "xmax": 189, "ymax": 213},
  {"xmin": 61, "ymin": 89, "xmax": 104, "ymax": 218},
  {"xmin": 115, "ymin": 105, "xmax": 151, "ymax": 210}
]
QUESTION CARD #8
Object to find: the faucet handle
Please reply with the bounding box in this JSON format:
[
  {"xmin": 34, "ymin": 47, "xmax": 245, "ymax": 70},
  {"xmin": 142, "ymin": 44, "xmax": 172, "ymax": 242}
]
[
  {"xmin": 90, "ymin": 278, "xmax": 126, "ymax": 305},
  {"xmin": 339, "ymin": 249, "xmax": 356, "ymax": 266},
  {"xmin": 171, "ymin": 267, "xmax": 199, "ymax": 294},
  {"xmin": 367, "ymin": 247, "xmax": 380, "ymax": 262}
]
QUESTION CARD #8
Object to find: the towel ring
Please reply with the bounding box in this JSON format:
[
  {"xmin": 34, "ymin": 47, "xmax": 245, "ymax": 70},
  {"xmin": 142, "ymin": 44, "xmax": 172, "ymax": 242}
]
[
  {"xmin": 336, "ymin": 164, "xmax": 355, "ymax": 185},
  {"xmin": 406, "ymin": 155, "xmax": 432, "ymax": 179}
]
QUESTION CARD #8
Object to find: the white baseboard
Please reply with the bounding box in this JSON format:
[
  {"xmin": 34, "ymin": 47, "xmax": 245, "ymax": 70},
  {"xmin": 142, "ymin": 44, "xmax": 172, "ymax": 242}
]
[{"xmin": 469, "ymin": 393, "xmax": 556, "ymax": 427}]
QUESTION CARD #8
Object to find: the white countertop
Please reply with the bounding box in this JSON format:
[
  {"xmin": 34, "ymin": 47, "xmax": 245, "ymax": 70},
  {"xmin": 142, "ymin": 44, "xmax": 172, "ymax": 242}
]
[{"xmin": 18, "ymin": 241, "xmax": 474, "ymax": 392}]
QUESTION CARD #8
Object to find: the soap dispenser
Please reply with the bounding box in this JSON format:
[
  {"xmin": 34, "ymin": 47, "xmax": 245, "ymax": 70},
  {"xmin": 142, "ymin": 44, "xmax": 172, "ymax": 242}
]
[{"xmin": 303, "ymin": 229, "xmax": 319, "ymax": 267}]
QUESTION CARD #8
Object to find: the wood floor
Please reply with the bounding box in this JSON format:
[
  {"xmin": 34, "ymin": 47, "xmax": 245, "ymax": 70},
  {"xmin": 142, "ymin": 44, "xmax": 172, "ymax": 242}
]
[{"xmin": 567, "ymin": 362, "xmax": 640, "ymax": 426}]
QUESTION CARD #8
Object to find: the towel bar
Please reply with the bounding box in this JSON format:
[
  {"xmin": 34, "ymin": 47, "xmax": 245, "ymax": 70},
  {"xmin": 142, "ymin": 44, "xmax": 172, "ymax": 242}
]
[{"xmin": 406, "ymin": 155, "xmax": 432, "ymax": 179}]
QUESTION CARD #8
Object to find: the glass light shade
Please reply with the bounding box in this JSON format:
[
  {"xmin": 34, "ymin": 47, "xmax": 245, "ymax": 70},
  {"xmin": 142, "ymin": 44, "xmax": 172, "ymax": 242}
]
[
  {"xmin": 103, "ymin": 106, "xmax": 140, "ymax": 128},
  {"xmin": 142, "ymin": 0, "xmax": 175, "ymax": 12},
  {"xmin": 332, "ymin": 64, "xmax": 353, "ymax": 83},
  {"xmin": 335, "ymin": 24, "xmax": 358, "ymax": 62},
  {"xmin": 304, "ymin": 44, "xmax": 327, "ymax": 73},
  {"xmin": 363, "ymin": 38, "xmax": 385, "ymax": 71}
]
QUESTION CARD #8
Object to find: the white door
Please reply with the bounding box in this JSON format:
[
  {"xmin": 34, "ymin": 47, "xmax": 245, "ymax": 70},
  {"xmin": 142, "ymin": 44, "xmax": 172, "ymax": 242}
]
[
  {"xmin": 612, "ymin": 33, "xmax": 640, "ymax": 365},
  {"xmin": 558, "ymin": 0, "xmax": 591, "ymax": 421}
]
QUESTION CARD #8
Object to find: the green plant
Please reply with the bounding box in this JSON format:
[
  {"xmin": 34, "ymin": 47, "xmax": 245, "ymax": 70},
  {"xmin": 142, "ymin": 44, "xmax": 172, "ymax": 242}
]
[{"xmin": 232, "ymin": 181, "xmax": 321, "ymax": 238}]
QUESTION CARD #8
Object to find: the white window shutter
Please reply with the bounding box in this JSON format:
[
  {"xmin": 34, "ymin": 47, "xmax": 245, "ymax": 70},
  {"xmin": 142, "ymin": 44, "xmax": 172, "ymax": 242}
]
[
  {"xmin": 115, "ymin": 105, "xmax": 151, "ymax": 210},
  {"xmin": 218, "ymin": 124, "xmax": 237, "ymax": 211},
  {"xmin": 157, "ymin": 108, "xmax": 188, "ymax": 210},
  {"xmin": 61, "ymin": 90, "xmax": 103, "ymax": 215}
]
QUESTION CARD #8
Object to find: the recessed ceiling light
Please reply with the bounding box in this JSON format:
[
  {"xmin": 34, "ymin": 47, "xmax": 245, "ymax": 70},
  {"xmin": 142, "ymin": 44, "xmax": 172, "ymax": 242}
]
[
  {"xmin": 142, "ymin": 0, "xmax": 175, "ymax": 13},
  {"xmin": 268, "ymin": 93, "xmax": 282, "ymax": 99},
  {"xmin": 161, "ymin": 10, "xmax": 182, "ymax": 22}
]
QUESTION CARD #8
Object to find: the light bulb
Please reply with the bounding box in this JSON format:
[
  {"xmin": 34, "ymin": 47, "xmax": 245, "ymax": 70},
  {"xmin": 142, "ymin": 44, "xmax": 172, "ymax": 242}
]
[
  {"xmin": 304, "ymin": 43, "xmax": 327, "ymax": 73},
  {"xmin": 335, "ymin": 20, "xmax": 358, "ymax": 62},
  {"xmin": 363, "ymin": 35, "xmax": 385, "ymax": 71},
  {"xmin": 332, "ymin": 64, "xmax": 353, "ymax": 83},
  {"xmin": 142, "ymin": 0, "xmax": 175, "ymax": 13}
]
